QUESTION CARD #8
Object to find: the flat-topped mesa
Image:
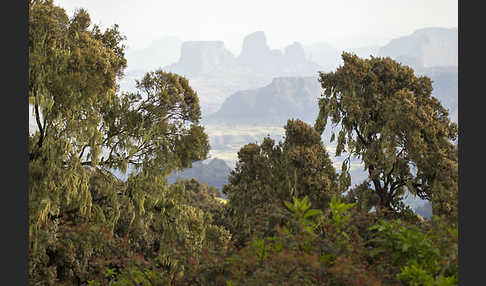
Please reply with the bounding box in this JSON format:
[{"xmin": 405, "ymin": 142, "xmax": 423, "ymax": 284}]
[{"xmin": 166, "ymin": 41, "xmax": 236, "ymax": 77}]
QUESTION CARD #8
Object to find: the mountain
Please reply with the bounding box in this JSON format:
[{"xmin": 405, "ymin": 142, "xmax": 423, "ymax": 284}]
[
  {"xmin": 163, "ymin": 31, "xmax": 323, "ymax": 116},
  {"xmin": 167, "ymin": 158, "xmax": 232, "ymax": 194},
  {"xmin": 303, "ymin": 28, "xmax": 456, "ymax": 75},
  {"xmin": 303, "ymin": 43, "xmax": 380, "ymax": 73},
  {"xmin": 421, "ymin": 66, "xmax": 458, "ymax": 122},
  {"xmin": 414, "ymin": 201, "xmax": 432, "ymax": 219},
  {"xmin": 237, "ymin": 31, "xmax": 321, "ymax": 77},
  {"xmin": 379, "ymin": 27, "xmax": 458, "ymax": 70},
  {"xmin": 204, "ymin": 76, "xmax": 321, "ymax": 126}
]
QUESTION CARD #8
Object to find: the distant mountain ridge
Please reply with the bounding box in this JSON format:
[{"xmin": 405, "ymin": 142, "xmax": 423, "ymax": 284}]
[
  {"xmin": 378, "ymin": 27, "xmax": 458, "ymax": 70},
  {"xmin": 204, "ymin": 76, "xmax": 321, "ymax": 126},
  {"xmin": 164, "ymin": 31, "xmax": 322, "ymax": 115},
  {"xmin": 236, "ymin": 31, "xmax": 321, "ymax": 77},
  {"xmin": 119, "ymin": 28, "xmax": 457, "ymax": 117},
  {"xmin": 167, "ymin": 31, "xmax": 321, "ymax": 79},
  {"xmin": 126, "ymin": 36, "xmax": 182, "ymax": 72},
  {"xmin": 303, "ymin": 27, "xmax": 457, "ymax": 75}
]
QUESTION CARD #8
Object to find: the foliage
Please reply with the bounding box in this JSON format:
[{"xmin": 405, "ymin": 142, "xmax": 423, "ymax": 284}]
[
  {"xmin": 28, "ymin": 2, "xmax": 215, "ymax": 284},
  {"xmin": 29, "ymin": 2, "xmax": 459, "ymax": 285},
  {"xmin": 223, "ymin": 119, "xmax": 340, "ymax": 245},
  {"xmin": 315, "ymin": 52, "xmax": 458, "ymax": 218},
  {"xmin": 367, "ymin": 216, "xmax": 458, "ymax": 285},
  {"xmin": 174, "ymin": 178, "xmax": 227, "ymax": 227},
  {"xmin": 221, "ymin": 196, "xmax": 327, "ymax": 285}
]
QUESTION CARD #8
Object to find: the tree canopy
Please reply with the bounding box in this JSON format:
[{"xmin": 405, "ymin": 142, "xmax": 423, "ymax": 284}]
[
  {"xmin": 315, "ymin": 53, "xmax": 458, "ymax": 217},
  {"xmin": 223, "ymin": 119, "xmax": 341, "ymax": 245},
  {"xmin": 29, "ymin": 1, "xmax": 213, "ymax": 283}
]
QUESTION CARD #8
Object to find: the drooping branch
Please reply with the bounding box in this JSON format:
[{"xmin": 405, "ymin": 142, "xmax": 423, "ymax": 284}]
[
  {"xmin": 80, "ymin": 157, "xmax": 137, "ymax": 167},
  {"xmin": 354, "ymin": 124, "xmax": 369, "ymax": 147},
  {"xmin": 47, "ymin": 192, "xmax": 121, "ymax": 221}
]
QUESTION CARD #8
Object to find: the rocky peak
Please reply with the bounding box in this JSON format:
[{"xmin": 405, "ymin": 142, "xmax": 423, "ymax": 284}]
[
  {"xmin": 237, "ymin": 31, "xmax": 274, "ymax": 71},
  {"xmin": 239, "ymin": 31, "xmax": 270, "ymax": 57},
  {"xmin": 284, "ymin": 42, "xmax": 306, "ymax": 63}
]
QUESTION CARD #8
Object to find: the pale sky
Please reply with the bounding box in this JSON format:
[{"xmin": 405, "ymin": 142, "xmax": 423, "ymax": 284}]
[{"xmin": 54, "ymin": 0, "xmax": 457, "ymax": 55}]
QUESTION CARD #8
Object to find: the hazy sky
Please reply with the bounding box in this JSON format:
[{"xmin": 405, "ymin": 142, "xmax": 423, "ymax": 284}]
[{"xmin": 55, "ymin": 0, "xmax": 457, "ymax": 55}]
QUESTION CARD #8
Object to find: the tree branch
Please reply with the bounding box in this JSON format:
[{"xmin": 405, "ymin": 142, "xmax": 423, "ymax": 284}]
[
  {"xmin": 34, "ymin": 98, "xmax": 44, "ymax": 149},
  {"xmin": 354, "ymin": 124, "xmax": 368, "ymax": 146},
  {"xmin": 384, "ymin": 148, "xmax": 404, "ymax": 190},
  {"xmin": 78, "ymin": 145, "xmax": 89, "ymax": 159}
]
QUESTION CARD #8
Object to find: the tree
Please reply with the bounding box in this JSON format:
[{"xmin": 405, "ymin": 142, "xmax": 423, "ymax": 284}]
[
  {"xmin": 28, "ymin": 1, "xmax": 211, "ymax": 283},
  {"xmin": 29, "ymin": 0, "xmax": 209, "ymax": 224},
  {"xmin": 315, "ymin": 53, "xmax": 458, "ymax": 217},
  {"xmin": 281, "ymin": 119, "xmax": 341, "ymax": 207},
  {"xmin": 223, "ymin": 119, "xmax": 340, "ymax": 245}
]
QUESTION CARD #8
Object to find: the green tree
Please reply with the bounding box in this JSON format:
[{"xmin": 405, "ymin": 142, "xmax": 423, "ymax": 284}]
[
  {"xmin": 28, "ymin": 1, "xmax": 212, "ymax": 284},
  {"xmin": 176, "ymin": 178, "xmax": 226, "ymax": 226},
  {"xmin": 29, "ymin": 0, "xmax": 209, "ymax": 228},
  {"xmin": 282, "ymin": 119, "xmax": 341, "ymax": 205},
  {"xmin": 223, "ymin": 119, "xmax": 340, "ymax": 245},
  {"xmin": 315, "ymin": 53, "xmax": 458, "ymax": 217}
]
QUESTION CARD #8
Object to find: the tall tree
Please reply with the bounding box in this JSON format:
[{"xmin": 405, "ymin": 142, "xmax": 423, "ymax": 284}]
[
  {"xmin": 28, "ymin": 1, "xmax": 212, "ymax": 283},
  {"xmin": 315, "ymin": 53, "xmax": 458, "ymax": 217},
  {"xmin": 29, "ymin": 0, "xmax": 209, "ymax": 225}
]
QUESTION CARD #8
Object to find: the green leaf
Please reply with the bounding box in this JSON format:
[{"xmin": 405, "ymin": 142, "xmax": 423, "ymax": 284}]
[
  {"xmin": 368, "ymin": 247, "xmax": 385, "ymax": 257},
  {"xmin": 304, "ymin": 209, "xmax": 322, "ymax": 218}
]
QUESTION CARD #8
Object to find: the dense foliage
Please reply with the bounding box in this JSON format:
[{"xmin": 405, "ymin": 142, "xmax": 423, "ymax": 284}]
[
  {"xmin": 222, "ymin": 119, "xmax": 341, "ymax": 246},
  {"xmin": 315, "ymin": 53, "xmax": 458, "ymax": 218},
  {"xmin": 29, "ymin": 1, "xmax": 458, "ymax": 285}
]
